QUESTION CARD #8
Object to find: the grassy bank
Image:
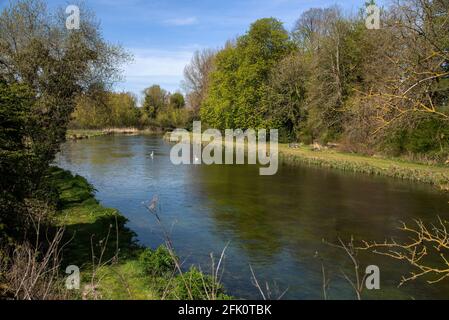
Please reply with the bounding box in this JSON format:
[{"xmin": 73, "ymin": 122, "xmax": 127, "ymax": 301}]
[
  {"xmin": 49, "ymin": 167, "xmax": 229, "ymax": 299},
  {"xmin": 66, "ymin": 128, "xmax": 164, "ymax": 140},
  {"xmin": 164, "ymin": 131, "xmax": 449, "ymax": 190},
  {"xmin": 66, "ymin": 129, "xmax": 108, "ymax": 140},
  {"xmin": 279, "ymin": 144, "xmax": 449, "ymax": 191},
  {"xmin": 50, "ymin": 167, "xmax": 157, "ymax": 299}
]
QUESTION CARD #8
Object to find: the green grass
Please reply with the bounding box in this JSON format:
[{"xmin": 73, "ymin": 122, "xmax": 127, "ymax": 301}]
[
  {"xmin": 88, "ymin": 260, "xmax": 158, "ymax": 300},
  {"xmin": 48, "ymin": 167, "xmax": 157, "ymax": 299},
  {"xmin": 279, "ymin": 144, "xmax": 449, "ymax": 191},
  {"xmin": 48, "ymin": 167, "xmax": 231, "ymax": 300}
]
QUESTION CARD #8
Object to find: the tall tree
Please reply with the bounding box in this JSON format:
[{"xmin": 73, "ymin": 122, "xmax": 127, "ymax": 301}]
[
  {"xmin": 0, "ymin": 0, "xmax": 129, "ymax": 239},
  {"xmin": 292, "ymin": 6, "xmax": 341, "ymax": 51},
  {"xmin": 0, "ymin": 80, "xmax": 34, "ymax": 241},
  {"xmin": 201, "ymin": 18, "xmax": 295, "ymax": 129},
  {"xmin": 142, "ymin": 85, "xmax": 168, "ymax": 119},
  {"xmin": 262, "ymin": 52, "xmax": 308, "ymax": 142},
  {"xmin": 0, "ymin": 0, "xmax": 129, "ymax": 165},
  {"xmin": 365, "ymin": 0, "xmax": 449, "ymax": 130},
  {"xmin": 183, "ymin": 49, "xmax": 215, "ymax": 114}
]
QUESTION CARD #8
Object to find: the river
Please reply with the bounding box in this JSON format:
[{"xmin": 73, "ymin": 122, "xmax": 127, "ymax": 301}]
[{"xmin": 56, "ymin": 134, "xmax": 449, "ymax": 299}]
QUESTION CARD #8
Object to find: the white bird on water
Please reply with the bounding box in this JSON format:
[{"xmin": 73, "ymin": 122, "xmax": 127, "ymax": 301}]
[{"xmin": 150, "ymin": 151, "xmax": 154, "ymax": 159}]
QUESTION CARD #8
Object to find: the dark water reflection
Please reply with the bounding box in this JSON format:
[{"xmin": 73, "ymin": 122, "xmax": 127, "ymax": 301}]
[{"xmin": 56, "ymin": 135, "xmax": 449, "ymax": 299}]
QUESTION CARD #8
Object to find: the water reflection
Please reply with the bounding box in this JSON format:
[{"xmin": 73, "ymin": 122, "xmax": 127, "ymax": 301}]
[{"xmin": 56, "ymin": 135, "xmax": 449, "ymax": 299}]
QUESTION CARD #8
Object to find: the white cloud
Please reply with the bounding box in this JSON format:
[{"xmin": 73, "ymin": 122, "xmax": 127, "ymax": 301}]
[
  {"xmin": 117, "ymin": 48, "xmax": 194, "ymax": 96},
  {"xmin": 164, "ymin": 16, "xmax": 198, "ymax": 26},
  {"xmin": 126, "ymin": 48, "xmax": 192, "ymax": 77}
]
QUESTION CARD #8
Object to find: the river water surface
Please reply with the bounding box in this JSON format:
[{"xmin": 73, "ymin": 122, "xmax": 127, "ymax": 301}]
[{"xmin": 56, "ymin": 134, "xmax": 449, "ymax": 299}]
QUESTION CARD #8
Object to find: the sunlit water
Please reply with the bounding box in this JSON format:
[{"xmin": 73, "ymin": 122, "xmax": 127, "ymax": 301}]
[{"xmin": 56, "ymin": 134, "xmax": 449, "ymax": 299}]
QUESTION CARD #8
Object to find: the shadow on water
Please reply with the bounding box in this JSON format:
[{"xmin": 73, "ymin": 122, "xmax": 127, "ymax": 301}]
[{"xmin": 56, "ymin": 134, "xmax": 449, "ymax": 299}]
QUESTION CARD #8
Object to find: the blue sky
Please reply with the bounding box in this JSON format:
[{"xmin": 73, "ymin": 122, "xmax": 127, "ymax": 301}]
[{"xmin": 1, "ymin": 0, "xmax": 387, "ymax": 99}]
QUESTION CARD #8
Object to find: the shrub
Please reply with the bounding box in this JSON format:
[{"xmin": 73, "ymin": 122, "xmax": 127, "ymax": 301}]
[
  {"xmin": 139, "ymin": 245, "xmax": 175, "ymax": 276},
  {"xmin": 382, "ymin": 117, "xmax": 449, "ymax": 161},
  {"xmin": 168, "ymin": 266, "xmax": 230, "ymax": 300},
  {"xmin": 154, "ymin": 107, "xmax": 191, "ymax": 129}
]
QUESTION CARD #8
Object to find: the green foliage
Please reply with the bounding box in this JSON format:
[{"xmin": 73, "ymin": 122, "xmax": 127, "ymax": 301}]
[
  {"xmin": 0, "ymin": 0, "xmax": 128, "ymax": 242},
  {"xmin": 262, "ymin": 52, "xmax": 308, "ymax": 142},
  {"xmin": 201, "ymin": 18, "xmax": 295, "ymax": 130},
  {"xmin": 139, "ymin": 85, "xmax": 192, "ymax": 129},
  {"xmin": 155, "ymin": 107, "xmax": 192, "ymax": 129},
  {"xmin": 0, "ymin": 80, "xmax": 34, "ymax": 194},
  {"xmin": 70, "ymin": 91, "xmax": 140, "ymax": 129},
  {"xmin": 50, "ymin": 167, "xmax": 138, "ymax": 266},
  {"xmin": 49, "ymin": 167, "xmax": 95, "ymax": 206},
  {"xmin": 168, "ymin": 266, "xmax": 230, "ymax": 300},
  {"xmin": 142, "ymin": 85, "xmax": 168, "ymax": 119},
  {"xmin": 0, "ymin": 80, "xmax": 35, "ymax": 241},
  {"xmin": 137, "ymin": 247, "xmax": 232, "ymax": 299},
  {"xmin": 383, "ymin": 117, "xmax": 449, "ymax": 160},
  {"xmin": 196, "ymin": 2, "xmax": 449, "ymax": 160},
  {"xmin": 169, "ymin": 92, "xmax": 186, "ymax": 109},
  {"xmin": 139, "ymin": 246, "xmax": 175, "ymax": 276}
]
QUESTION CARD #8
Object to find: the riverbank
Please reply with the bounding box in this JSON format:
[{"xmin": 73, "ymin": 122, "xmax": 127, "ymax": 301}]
[
  {"xmin": 49, "ymin": 167, "xmax": 230, "ymax": 299},
  {"xmin": 279, "ymin": 144, "xmax": 449, "ymax": 191},
  {"xmin": 50, "ymin": 167, "xmax": 158, "ymax": 299},
  {"xmin": 66, "ymin": 128, "xmax": 165, "ymax": 140},
  {"xmin": 66, "ymin": 129, "xmax": 108, "ymax": 140},
  {"xmin": 164, "ymin": 131, "xmax": 449, "ymax": 191}
]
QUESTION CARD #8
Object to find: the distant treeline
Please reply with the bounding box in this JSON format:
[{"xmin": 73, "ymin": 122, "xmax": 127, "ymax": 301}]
[
  {"xmin": 182, "ymin": 0, "xmax": 449, "ymax": 161},
  {"xmin": 70, "ymin": 0, "xmax": 449, "ymax": 161},
  {"xmin": 70, "ymin": 87, "xmax": 192, "ymax": 130}
]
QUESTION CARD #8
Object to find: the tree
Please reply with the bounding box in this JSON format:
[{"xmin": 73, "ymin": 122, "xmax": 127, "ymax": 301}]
[
  {"xmin": 0, "ymin": 80, "xmax": 34, "ymax": 241},
  {"xmin": 291, "ymin": 7, "xmax": 376, "ymax": 144},
  {"xmin": 71, "ymin": 91, "xmax": 110, "ymax": 129},
  {"xmin": 0, "ymin": 0, "xmax": 129, "ymax": 240},
  {"xmin": 108, "ymin": 92, "xmax": 140, "ymax": 127},
  {"xmin": 343, "ymin": 0, "xmax": 449, "ymax": 157},
  {"xmin": 292, "ymin": 6, "xmax": 341, "ymax": 50},
  {"xmin": 262, "ymin": 52, "xmax": 308, "ymax": 142},
  {"xmin": 169, "ymin": 92, "xmax": 185, "ymax": 109},
  {"xmin": 201, "ymin": 18, "xmax": 295, "ymax": 129},
  {"xmin": 142, "ymin": 85, "xmax": 168, "ymax": 119},
  {"xmin": 71, "ymin": 91, "xmax": 139, "ymax": 129},
  {"xmin": 363, "ymin": 0, "xmax": 449, "ymax": 131},
  {"xmin": 0, "ymin": 0, "xmax": 129, "ymax": 164},
  {"xmin": 183, "ymin": 49, "xmax": 216, "ymax": 114}
]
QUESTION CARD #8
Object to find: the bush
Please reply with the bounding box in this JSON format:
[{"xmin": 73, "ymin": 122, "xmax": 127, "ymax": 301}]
[
  {"xmin": 139, "ymin": 245, "xmax": 175, "ymax": 276},
  {"xmin": 405, "ymin": 118, "xmax": 449, "ymax": 154},
  {"xmin": 382, "ymin": 117, "xmax": 449, "ymax": 161},
  {"xmin": 168, "ymin": 266, "xmax": 230, "ymax": 300},
  {"xmin": 154, "ymin": 107, "xmax": 191, "ymax": 130}
]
